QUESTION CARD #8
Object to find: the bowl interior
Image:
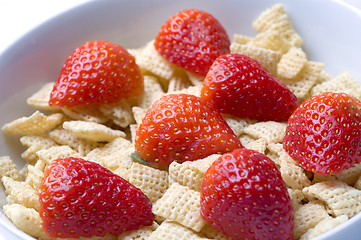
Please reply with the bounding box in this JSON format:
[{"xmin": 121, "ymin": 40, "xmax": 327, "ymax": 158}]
[{"xmin": 1, "ymin": 0, "xmax": 361, "ymax": 239}]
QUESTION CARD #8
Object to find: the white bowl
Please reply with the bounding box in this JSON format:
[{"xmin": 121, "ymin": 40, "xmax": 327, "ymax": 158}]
[{"xmin": 1, "ymin": 0, "xmax": 361, "ymax": 239}]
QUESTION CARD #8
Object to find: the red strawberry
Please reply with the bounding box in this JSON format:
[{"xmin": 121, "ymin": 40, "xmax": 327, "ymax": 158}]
[
  {"xmin": 49, "ymin": 40, "xmax": 144, "ymax": 108},
  {"xmin": 283, "ymin": 92, "xmax": 361, "ymax": 175},
  {"xmin": 200, "ymin": 148, "xmax": 293, "ymax": 240},
  {"xmin": 154, "ymin": 9, "xmax": 230, "ymax": 77},
  {"xmin": 134, "ymin": 93, "xmax": 242, "ymax": 168},
  {"xmin": 201, "ymin": 53, "xmax": 299, "ymax": 121},
  {"xmin": 38, "ymin": 157, "xmax": 154, "ymax": 238}
]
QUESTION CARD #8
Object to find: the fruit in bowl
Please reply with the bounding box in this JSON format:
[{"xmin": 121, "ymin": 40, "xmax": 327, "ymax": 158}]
[{"xmin": 1, "ymin": 1, "xmax": 361, "ymax": 240}]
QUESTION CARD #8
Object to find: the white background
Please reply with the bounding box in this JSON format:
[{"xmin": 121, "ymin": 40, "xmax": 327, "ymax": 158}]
[{"xmin": 0, "ymin": 0, "xmax": 90, "ymax": 55}]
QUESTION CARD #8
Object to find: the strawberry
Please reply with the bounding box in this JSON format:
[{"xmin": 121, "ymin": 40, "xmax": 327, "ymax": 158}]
[
  {"xmin": 201, "ymin": 53, "xmax": 299, "ymax": 121},
  {"xmin": 200, "ymin": 148, "xmax": 293, "ymax": 240},
  {"xmin": 134, "ymin": 93, "xmax": 242, "ymax": 167},
  {"xmin": 283, "ymin": 92, "xmax": 361, "ymax": 175},
  {"xmin": 49, "ymin": 40, "xmax": 144, "ymax": 108},
  {"xmin": 154, "ymin": 9, "xmax": 230, "ymax": 77},
  {"xmin": 38, "ymin": 157, "xmax": 154, "ymax": 238}
]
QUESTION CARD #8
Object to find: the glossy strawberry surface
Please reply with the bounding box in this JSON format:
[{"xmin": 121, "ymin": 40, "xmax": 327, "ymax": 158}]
[
  {"xmin": 283, "ymin": 92, "xmax": 361, "ymax": 175},
  {"xmin": 49, "ymin": 40, "xmax": 144, "ymax": 108},
  {"xmin": 39, "ymin": 157, "xmax": 154, "ymax": 238},
  {"xmin": 134, "ymin": 93, "xmax": 242, "ymax": 167},
  {"xmin": 201, "ymin": 53, "xmax": 299, "ymax": 121},
  {"xmin": 200, "ymin": 148, "xmax": 293, "ymax": 240},
  {"xmin": 154, "ymin": 9, "xmax": 230, "ymax": 77}
]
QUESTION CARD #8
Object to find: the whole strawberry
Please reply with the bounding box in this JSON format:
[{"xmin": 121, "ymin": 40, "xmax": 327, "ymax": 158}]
[
  {"xmin": 134, "ymin": 94, "xmax": 242, "ymax": 167},
  {"xmin": 49, "ymin": 40, "xmax": 144, "ymax": 108},
  {"xmin": 283, "ymin": 92, "xmax": 361, "ymax": 175},
  {"xmin": 38, "ymin": 157, "xmax": 154, "ymax": 238},
  {"xmin": 201, "ymin": 54, "xmax": 299, "ymax": 121},
  {"xmin": 154, "ymin": 9, "xmax": 230, "ymax": 77},
  {"xmin": 200, "ymin": 148, "xmax": 293, "ymax": 240}
]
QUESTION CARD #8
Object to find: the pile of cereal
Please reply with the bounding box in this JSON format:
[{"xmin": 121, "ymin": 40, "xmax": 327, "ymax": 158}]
[{"xmin": 2, "ymin": 3, "xmax": 361, "ymax": 240}]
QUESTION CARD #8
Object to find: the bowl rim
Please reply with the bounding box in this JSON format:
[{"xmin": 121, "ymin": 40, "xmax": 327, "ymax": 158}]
[{"xmin": 1, "ymin": 1, "xmax": 361, "ymax": 240}]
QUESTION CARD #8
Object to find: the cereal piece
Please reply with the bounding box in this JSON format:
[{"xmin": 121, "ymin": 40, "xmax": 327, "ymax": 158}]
[
  {"xmin": 113, "ymin": 168, "xmax": 130, "ymax": 182},
  {"xmin": 266, "ymin": 151, "xmax": 281, "ymax": 167},
  {"xmin": 171, "ymin": 85, "xmax": 202, "ymax": 97},
  {"xmin": 26, "ymin": 82, "xmax": 58, "ymax": 110},
  {"xmin": 267, "ymin": 142, "xmax": 284, "ymax": 154},
  {"xmin": 266, "ymin": 142, "xmax": 284, "ymax": 166},
  {"xmin": 313, "ymin": 162, "xmax": 361, "ymax": 186},
  {"xmin": 66, "ymin": 234, "xmax": 117, "ymax": 240},
  {"xmin": 152, "ymin": 183, "xmax": 206, "ymax": 232},
  {"xmin": 312, "ymin": 173, "xmax": 337, "ymax": 185},
  {"xmin": 117, "ymin": 222, "xmax": 159, "ymax": 240},
  {"xmin": 25, "ymin": 160, "xmax": 45, "ymax": 190},
  {"xmin": 89, "ymin": 235, "xmax": 119, "ymax": 240},
  {"xmin": 232, "ymin": 34, "xmax": 252, "ymax": 44},
  {"xmin": 280, "ymin": 61, "xmax": 324, "ymax": 101},
  {"xmin": 223, "ymin": 116, "xmax": 255, "ymax": 138},
  {"xmin": 277, "ymin": 47, "xmax": 307, "ymax": 79},
  {"xmin": 128, "ymin": 162, "xmax": 169, "ymax": 203},
  {"xmin": 167, "ymin": 72, "xmax": 193, "ymax": 93},
  {"xmin": 354, "ymin": 175, "xmax": 361, "ymax": 190},
  {"xmin": 310, "ymin": 71, "xmax": 361, "ymax": 99},
  {"xmin": 62, "ymin": 105, "xmax": 108, "ymax": 123},
  {"xmin": 2, "ymin": 176, "xmax": 39, "ymax": 210},
  {"xmin": 86, "ymin": 137, "xmax": 134, "ymax": 172},
  {"xmin": 148, "ymin": 221, "xmax": 207, "ymax": 240},
  {"xmin": 2, "ymin": 111, "xmax": 63, "ymax": 135},
  {"xmin": 200, "ymin": 223, "xmax": 232, "ymax": 240},
  {"xmin": 132, "ymin": 106, "xmax": 148, "ymax": 125},
  {"xmin": 137, "ymin": 75, "xmax": 165, "ymax": 109},
  {"xmin": 299, "ymin": 215, "xmax": 348, "ymax": 240},
  {"xmin": 279, "ymin": 152, "xmax": 311, "ymax": 189},
  {"xmin": 239, "ymin": 134, "xmax": 256, "ymax": 146},
  {"xmin": 293, "ymin": 201, "xmax": 330, "ymax": 239},
  {"xmin": 168, "ymin": 155, "xmax": 219, "ymax": 191},
  {"xmin": 335, "ymin": 163, "xmax": 361, "ymax": 186},
  {"xmin": 128, "ymin": 46, "xmax": 145, "ymax": 59},
  {"xmin": 129, "ymin": 124, "xmax": 138, "ymax": 144},
  {"xmin": 302, "ymin": 181, "xmax": 361, "ymax": 218},
  {"xmin": 169, "ymin": 161, "xmax": 204, "ymax": 192},
  {"xmin": 136, "ymin": 40, "xmax": 179, "ymax": 82},
  {"xmin": 252, "ymin": 3, "xmax": 303, "ymax": 48},
  {"xmin": 243, "ymin": 121, "xmax": 287, "ymax": 144},
  {"xmin": 245, "ymin": 138, "xmax": 267, "ymax": 154},
  {"xmin": 287, "ymin": 188, "xmax": 306, "ymax": 211},
  {"xmin": 99, "ymin": 99, "xmax": 136, "ymax": 128},
  {"xmin": 230, "ymin": 42, "xmax": 281, "ymax": 76},
  {"xmin": 249, "ymin": 29, "xmax": 292, "ymax": 53},
  {"xmin": 317, "ymin": 69, "xmax": 332, "ymax": 84},
  {"xmin": 49, "ymin": 127, "xmax": 102, "ymax": 156},
  {"xmin": 20, "ymin": 135, "xmax": 58, "ymax": 164},
  {"xmin": 3, "ymin": 204, "xmax": 46, "ymax": 239},
  {"xmin": 36, "ymin": 145, "xmax": 81, "ymax": 165},
  {"xmin": 0, "ymin": 156, "xmax": 21, "ymax": 181},
  {"xmin": 20, "ymin": 135, "xmax": 53, "ymax": 148},
  {"xmin": 186, "ymin": 71, "xmax": 204, "ymax": 87},
  {"xmin": 184, "ymin": 154, "xmax": 220, "ymax": 174},
  {"xmin": 63, "ymin": 120, "xmax": 126, "ymax": 142}
]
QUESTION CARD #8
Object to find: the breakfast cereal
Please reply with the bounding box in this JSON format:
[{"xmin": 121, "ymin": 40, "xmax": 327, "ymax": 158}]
[
  {"xmin": 153, "ymin": 183, "xmax": 206, "ymax": 232},
  {"xmin": 277, "ymin": 47, "xmax": 307, "ymax": 79},
  {"xmin": 0, "ymin": 156, "xmax": 21, "ymax": 181},
  {"xmin": 1, "ymin": 3, "xmax": 361, "ymax": 240},
  {"xmin": 2, "ymin": 111, "xmax": 63, "ymax": 136},
  {"xmin": 293, "ymin": 201, "xmax": 330, "ymax": 239}
]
